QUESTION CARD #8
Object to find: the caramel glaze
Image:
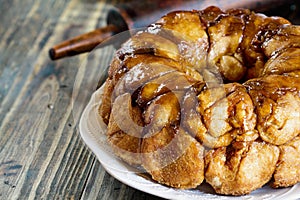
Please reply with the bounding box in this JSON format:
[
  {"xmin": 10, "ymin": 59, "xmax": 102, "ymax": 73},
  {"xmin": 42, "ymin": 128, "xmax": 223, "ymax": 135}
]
[{"xmin": 99, "ymin": 6, "xmax": 300, "ymax": 195}]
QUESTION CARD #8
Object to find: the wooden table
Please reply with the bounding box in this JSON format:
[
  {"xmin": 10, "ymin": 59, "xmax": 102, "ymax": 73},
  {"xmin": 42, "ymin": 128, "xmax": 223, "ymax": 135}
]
[{"xmin": 0, "ymin": 0, "xmax": 299, "ymax": 199}]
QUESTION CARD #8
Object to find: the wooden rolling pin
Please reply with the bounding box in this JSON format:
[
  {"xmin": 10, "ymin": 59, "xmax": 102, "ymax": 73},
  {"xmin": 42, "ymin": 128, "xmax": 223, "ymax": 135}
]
[{"xmin": 49, "ymin": 0, "xmax": 294, "ymax": 60}]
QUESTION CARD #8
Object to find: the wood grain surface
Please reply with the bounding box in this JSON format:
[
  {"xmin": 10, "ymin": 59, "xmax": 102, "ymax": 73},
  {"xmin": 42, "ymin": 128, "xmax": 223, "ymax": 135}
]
[{"xmin": 0, "ymin": 0, "xmax": 299, "ymax": 199}]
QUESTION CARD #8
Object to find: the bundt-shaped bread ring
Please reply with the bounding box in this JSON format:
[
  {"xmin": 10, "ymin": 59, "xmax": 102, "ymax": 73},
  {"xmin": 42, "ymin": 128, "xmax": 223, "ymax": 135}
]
[{"xmin": 99, "ymin": 6, "xmax": 300, "ymax": 195}]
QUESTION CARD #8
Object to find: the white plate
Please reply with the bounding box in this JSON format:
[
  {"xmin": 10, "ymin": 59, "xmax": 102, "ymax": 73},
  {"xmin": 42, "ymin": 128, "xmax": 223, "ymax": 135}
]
[{"xmin": 79, "ymin": 86, "xmax": 300, "ymax": 200}]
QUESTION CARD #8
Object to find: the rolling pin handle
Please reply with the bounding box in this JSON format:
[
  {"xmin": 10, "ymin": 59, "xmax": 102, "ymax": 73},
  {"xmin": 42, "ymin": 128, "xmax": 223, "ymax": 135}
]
[{"xmin": 49, "ymin": 24, "xmax": 120, "ymax": 60}]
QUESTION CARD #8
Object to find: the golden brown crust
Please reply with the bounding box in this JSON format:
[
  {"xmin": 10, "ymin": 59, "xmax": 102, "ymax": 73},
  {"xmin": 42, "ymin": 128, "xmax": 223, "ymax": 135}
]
[
  {"xmin": 240, "ymin": 13, "xmax": 290, "ymax": 79},
  {"xmin": 207, "ymin": 14, "xmax": 245, "ymax": 81},
  {"xmin": 272, "ymin": 136, "xmax": 300, "ymax": 188},
  {"xmin": 142, "ymin": 127, "xmax": 205, "ymax": 189},
  {"xmin": 106, "ymin": 93, "xmax": 144, "ymax": 165},
  {"xmin": 205, "ymin": 141, "xmax": 280, "ymax": 195},
  {"xmin": 99, "ymin": 78, "xmax": 114, "ymax": 124},
  {"xmin": 244, "ymin": 75, "xmax": 300, "ymax": 145},
  {"xmin": 263, "ymin": 48, "xmax": 300, "ymax": 76}
]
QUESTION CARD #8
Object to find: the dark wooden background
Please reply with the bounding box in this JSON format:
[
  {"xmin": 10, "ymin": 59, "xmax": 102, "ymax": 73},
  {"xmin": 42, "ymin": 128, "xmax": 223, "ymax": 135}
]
[{"xmin": 0, "ymin": 0, "xmax": 299, "ymax": 199}]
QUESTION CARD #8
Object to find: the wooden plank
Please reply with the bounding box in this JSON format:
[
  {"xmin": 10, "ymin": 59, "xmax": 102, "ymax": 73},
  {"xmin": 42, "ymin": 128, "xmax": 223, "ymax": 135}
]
[
  {"xmin": 0, "ymin": 0, "xmax": 125, "ymax": 199},
  {"xmin": 0, "ymin": 0, "xmax": 70, "ymax": 124}
]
